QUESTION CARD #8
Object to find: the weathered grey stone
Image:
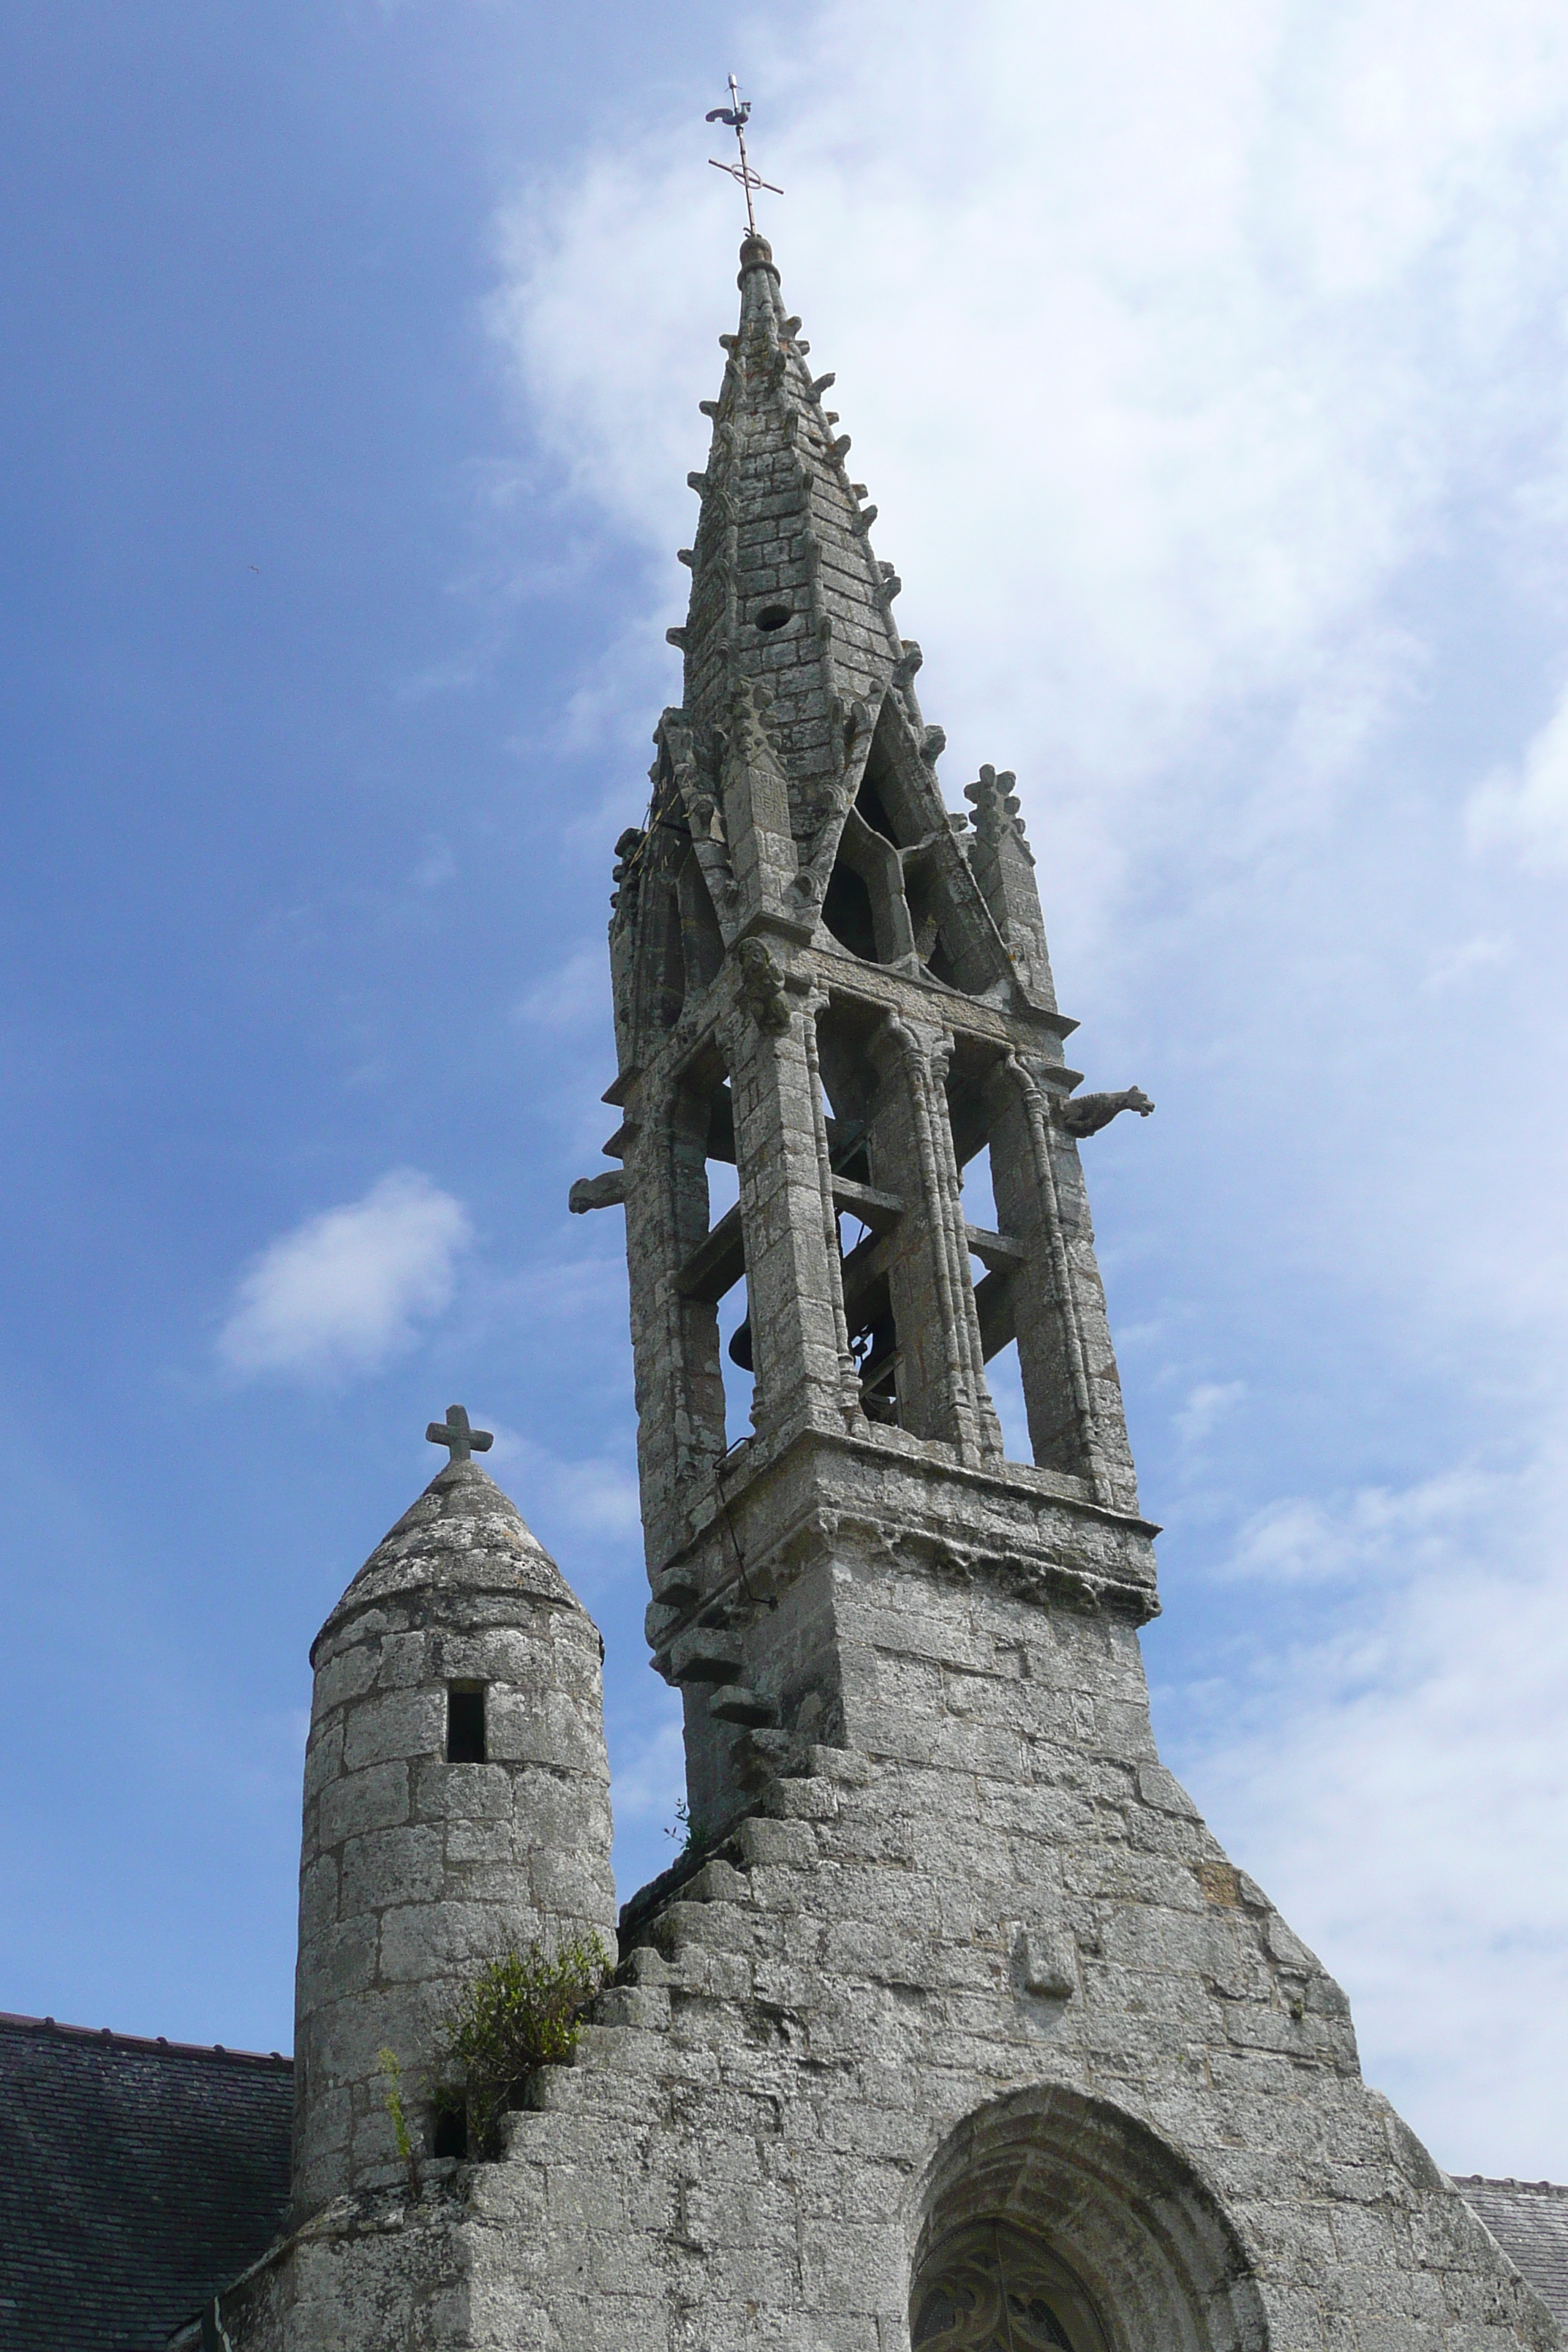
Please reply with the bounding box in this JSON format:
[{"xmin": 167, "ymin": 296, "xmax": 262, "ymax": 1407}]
[
  {"xmin": 200, "ymin": 231, "xmax": 1563, "ymax": 2352},
  {"xmin": 1014, "ymin": 1924, "xmax": 1077, "ymax": 2000},
  {"xmin": 287, "ymin": 1458, "xmax": 616, "ymax": 2223}
]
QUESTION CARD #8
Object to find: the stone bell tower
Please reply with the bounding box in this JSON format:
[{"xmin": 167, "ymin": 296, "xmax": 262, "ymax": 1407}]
[
  {"xmin": 204, "ymin": 216, "xmax": 1559, "ymax": 2352},
  {"xmin": 578, "ymin": 230, "xmax": 1157, "ymax": 1839}
]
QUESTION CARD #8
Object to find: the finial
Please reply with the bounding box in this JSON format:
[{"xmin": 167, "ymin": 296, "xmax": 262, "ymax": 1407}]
[
  {"xmin": 706, "ymin": 74, "xmax": 782, "ymax": 239},
  {"xmin": 425, "ymin": 1403, "xmax": 493, "ymax": 1463}
]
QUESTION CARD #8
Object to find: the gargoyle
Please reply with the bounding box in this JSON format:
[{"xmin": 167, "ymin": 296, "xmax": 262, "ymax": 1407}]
[
  {"xmin": 1058, "ymin": 1087, "xmax": 1154, "ymax": 1139},
  {"xmin": 734, "ymin": 936, "xmax": 792, "ymax": 1036},
  {"xmin": 568, "ymin": 1170, "xmax": 627, "ymax": 1214}
]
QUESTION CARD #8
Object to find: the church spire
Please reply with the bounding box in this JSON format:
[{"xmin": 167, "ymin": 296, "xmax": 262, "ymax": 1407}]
[
  {"xmin": 655, "ymin": 233, "xmax": 945, "ymax": 953},
  {"xmin": 584, "ymin": 227, "xmax": 1154, "ymax": 1843},
  {"xmin": 674, "ymin": 227, "xmax": 910, "ymax": 736}
]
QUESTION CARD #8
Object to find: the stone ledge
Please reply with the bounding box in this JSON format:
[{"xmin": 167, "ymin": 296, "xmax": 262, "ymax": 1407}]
[
  {"xmin": 736, "ymin": 1817, "xmax": 817, "ymax": 1869},
  {"xmin": 764, "ymin": 1778, "xmax": 839, "ymax": 1823}
]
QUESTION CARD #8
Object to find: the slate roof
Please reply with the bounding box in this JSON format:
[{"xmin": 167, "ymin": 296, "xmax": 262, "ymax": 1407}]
[
  {"xmin": 0, "ymin": 2012, "xmax": 292, "ymax": 2352},
  {"xmin": 1456, "ymin": 2176, "xmax": 1568, "ymax": 2332}
]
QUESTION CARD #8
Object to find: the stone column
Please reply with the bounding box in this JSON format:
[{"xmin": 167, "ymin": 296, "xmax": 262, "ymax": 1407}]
[
  {"xmin": 622, "ymin": 1068, "xmax": 729, "ymax": 1572},
  {"xmin": 987, "ymin": 1053, "xmax": 1136, "ymax": 1507}
]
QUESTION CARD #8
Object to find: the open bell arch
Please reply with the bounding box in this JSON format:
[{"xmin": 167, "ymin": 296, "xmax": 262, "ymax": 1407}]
[{"xmin": 908, "ymin": 2085, "xmax": 1270, "ymax": 2352}]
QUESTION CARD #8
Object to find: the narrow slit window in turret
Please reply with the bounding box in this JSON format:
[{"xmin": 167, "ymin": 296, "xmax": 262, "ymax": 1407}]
[{"xmin": 447, "ymin": 1684, "xmax": 486, "ymax": 1763}]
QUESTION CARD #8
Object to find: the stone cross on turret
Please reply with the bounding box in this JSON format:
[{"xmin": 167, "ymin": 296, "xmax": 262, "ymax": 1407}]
[{"xmin": 424, "ymin": 1404, "xmax": 492, "ymax": 1462}]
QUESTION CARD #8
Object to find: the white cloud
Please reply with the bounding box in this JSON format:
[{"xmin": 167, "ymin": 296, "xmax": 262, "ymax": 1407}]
[
  {"xmin": 1180, "ymin": 1435, "xmax": 1568, "ymax": 2174},
  {"xmin": 608, "ymin": 1712, "xmax": 686, "ymax": 1833},
  {"xmin": 1175, "ymin": 1379, "xmax": 1246, "ymax": 1450},
  {"xmin": 1422, "ymin": 932, "xmax": 1512, "ymax": 991},
  {"xmin": 219, "ymin": 1171, "xmax": 471, "ymax": 1382},
  {"xmin": 1469, "ymin": 687, "xmax": 1568, "ymax": 869},
  {"xmin": 487, "ymin": 1426, "xmax": 642, "ymax": 1542},
  {"xmin": 1220, "ymin": 1466, "xmax": 1499, "ymax": 1584},
  {"xmin": 494, "ymin": 0, "xmax": 1568, "ymax": 902}
]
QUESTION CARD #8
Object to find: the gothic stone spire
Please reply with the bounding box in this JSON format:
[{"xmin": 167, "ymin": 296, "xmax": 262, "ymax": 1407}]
[
  {"xmin": 672, "ymin": 233, "xmax": 914, "ymax": 867},
  {"xmin": 614, "ymin": 235, "xmax": 1066, "ymax": 1077},
  {"xmin": 589, "ymin": 236, "xmax": 1153, "ymax": 1841}
]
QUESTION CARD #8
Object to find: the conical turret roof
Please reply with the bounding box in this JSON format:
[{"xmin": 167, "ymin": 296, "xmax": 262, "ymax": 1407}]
[{"xmin": 312, "ymin": 1459, "xmax": 583, "ymax": 1660}]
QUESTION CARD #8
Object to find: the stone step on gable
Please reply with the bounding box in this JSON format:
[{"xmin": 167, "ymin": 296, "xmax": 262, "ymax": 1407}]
[
  {"xmin": 589, "ymin": 1985, "xmax": 672, "ymax": 2032},
  {"xmin": 761, "ymin": 1774, "xmax": 840, "ymax": 1823},
  {"xmin": 734, "ymin": 1816, "xmax": 816, "ymax": 1869},
  {"xmin": 682, "ymin": 1858, "xmax": 751, "ymax": 1905},
  {"xmin": 491, "ymin": 1765, "xmax": 854, "ymax": 2149},
  {"xmin": 502, "ymin": 1775, "xmax": 841, "ymax": 2082}
]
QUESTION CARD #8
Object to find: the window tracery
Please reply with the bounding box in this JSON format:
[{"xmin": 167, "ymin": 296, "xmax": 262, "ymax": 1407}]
[{"xmin": 910, "ymin": 2221, "xmax": 1110, "ymax": 2352}]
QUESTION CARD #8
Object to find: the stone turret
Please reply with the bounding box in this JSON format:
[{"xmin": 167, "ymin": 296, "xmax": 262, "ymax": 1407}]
[{"xmin": 290, "ymin": 1428, "xmax": 616, "ymax": 2219}]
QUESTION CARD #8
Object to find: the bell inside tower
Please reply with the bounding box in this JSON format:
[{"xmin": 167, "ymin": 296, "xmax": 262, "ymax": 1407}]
[{"xmin": 581, "ymin": 220, "xmax": 1152, "ymax": 1839}]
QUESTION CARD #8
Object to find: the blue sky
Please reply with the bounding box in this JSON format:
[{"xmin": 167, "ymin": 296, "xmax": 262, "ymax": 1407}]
[{"xmin": 4, "ymin": 0, "xmax": 1567, "ymax": 2180}]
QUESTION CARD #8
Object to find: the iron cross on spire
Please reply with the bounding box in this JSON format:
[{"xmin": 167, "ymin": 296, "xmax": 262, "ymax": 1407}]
[
  {"xmin": 706, "ymin": 75, "xmax": 783, "ymax": 238},
  {"xmin": 426, "ymin": 1403, "xmax": 493, "ymax": 1463}
]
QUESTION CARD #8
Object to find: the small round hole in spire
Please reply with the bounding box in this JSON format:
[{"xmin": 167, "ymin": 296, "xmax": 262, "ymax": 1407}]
[{"xmin": 755, "ymin": 604, "xmax": 792, "ymax": 633}]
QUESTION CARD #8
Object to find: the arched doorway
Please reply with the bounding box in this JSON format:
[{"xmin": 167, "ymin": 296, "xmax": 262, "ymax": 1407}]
[{"xmin": 909, "ymin": 2086, "xmax": 1268, "ymax": 2352}]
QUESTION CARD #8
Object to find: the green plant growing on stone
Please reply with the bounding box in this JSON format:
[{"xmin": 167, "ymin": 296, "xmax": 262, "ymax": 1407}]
[
  {"xmin": 443, "ymin": 1932, "xmax": 612, "ymax": 2158},
  {"xmin": 665, "ymin": 1796, "xmax": 707, "ymax": 1862},
  {"xmin": 377, "ymin": 2046, "xmax": 421, "ymax": 2201}
]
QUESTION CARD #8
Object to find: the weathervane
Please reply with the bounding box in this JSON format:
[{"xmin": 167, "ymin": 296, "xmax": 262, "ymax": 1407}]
[{"xmin": 706, "ymin": 75, "xmax": 782, "ymax": 238}]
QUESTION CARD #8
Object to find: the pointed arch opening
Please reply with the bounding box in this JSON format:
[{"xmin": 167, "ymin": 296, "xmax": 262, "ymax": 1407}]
[
  {"xmin": 905, "ymin": 850, "xmax": 963, "ymax": 988},
  {"xmin": 855, "ymin": 766, "xmax": 902, "ymax": 847},
  {"xmin": 664, "ymin": 1048, "xmax": 744, "ymax": 1467},
  {"xmin": 951, "ymin": 1142, "xmax": 1030, "ymax": 1463},
  {"xmin": 677, "ymin": 847, "xmax": 725, "ymax": 1006},
  {"xmin": 823, "ymin": 802, "xmax": 915, "ymax": 967},
  {"xmin": 816, "ymin": 998, "xmax": 904, "ymax": 1428},
  {"xmin": 666, "ymin": 1055, "xmax": 758, "ymax": 1450},
  {"xmin": 818, "ymin": 700, "xmax": 1017, "ymax": 999},
  {"xmin": 822, "ymin": 856, "xmax": 880, "ymax": 962},
  {"xmin": 912, "ymin": 2220, "xmax": 1109, "ymax": 2351},
  {"xmin": 941, "ymin": 1026, "xmax": 1136, "ymax": 1485},
  {"xmin": 910, "ymin": 2087, "xmax": 1268, "ymax": 2352},
  {"xmin": 941, "ymin": 1043, "xmax": 1031, "ymax": 1464},
  {"xmin": 859, "ymin": 697, "xmax": 937, "ymax": 847}
]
